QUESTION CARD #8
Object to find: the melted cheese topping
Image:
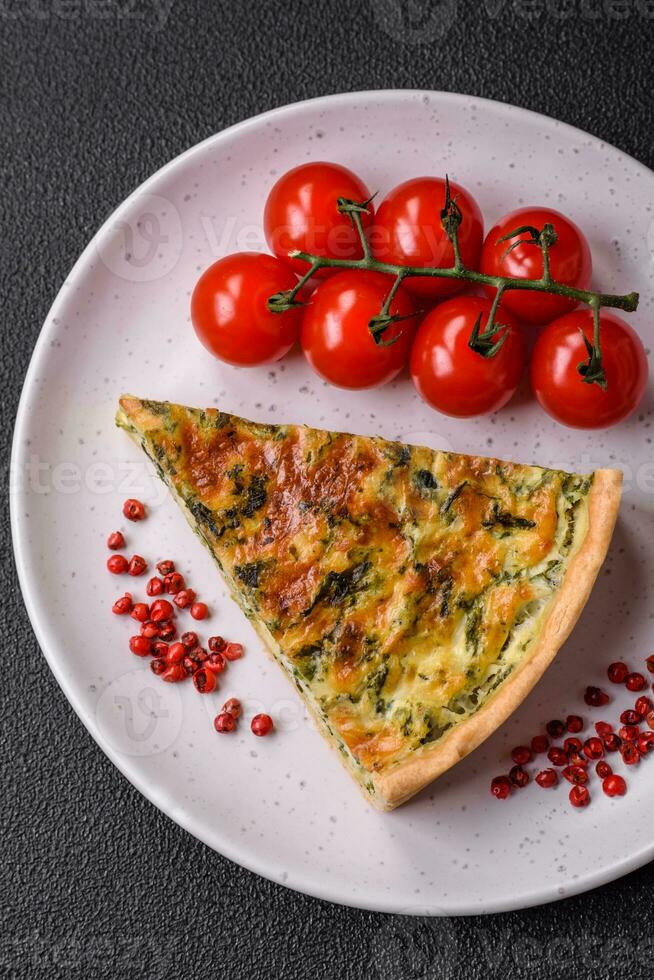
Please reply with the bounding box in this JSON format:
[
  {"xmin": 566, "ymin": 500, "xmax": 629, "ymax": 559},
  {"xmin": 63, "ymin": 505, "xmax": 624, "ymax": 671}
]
[{"xmin": 118, "ymin": 399, "xmax": 591, "ymax": 787}]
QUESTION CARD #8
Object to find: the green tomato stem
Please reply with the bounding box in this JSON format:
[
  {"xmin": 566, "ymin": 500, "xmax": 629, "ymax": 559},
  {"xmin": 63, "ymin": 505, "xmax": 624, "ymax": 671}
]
[
  {"xmin": 271, "ymin": 182, "xmax": 639, "ymax": 391},
  {"xmin": 286, "ymin": 250, "xmax": 638, "ymax": 313}
]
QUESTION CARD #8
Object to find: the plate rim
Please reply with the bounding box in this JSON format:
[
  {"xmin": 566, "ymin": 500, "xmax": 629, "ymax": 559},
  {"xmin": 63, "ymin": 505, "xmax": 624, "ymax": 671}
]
[{"xmin": 11, "ymin": 88, "xmax": 654, "ymax": 916}]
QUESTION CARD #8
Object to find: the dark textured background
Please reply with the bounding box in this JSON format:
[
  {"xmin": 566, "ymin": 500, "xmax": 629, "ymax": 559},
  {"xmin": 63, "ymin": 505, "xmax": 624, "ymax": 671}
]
[{"xmin": 2, "ymin": 1, "xmax": 654, "ymax": 977}]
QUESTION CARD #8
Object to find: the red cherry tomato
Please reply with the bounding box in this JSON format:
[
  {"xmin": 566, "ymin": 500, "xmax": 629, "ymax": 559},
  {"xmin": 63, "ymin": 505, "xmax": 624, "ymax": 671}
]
[
  {"xmin": 264, "ymin": 162, "xmax": 373, "ymax": 277},
  {"xmin": 371, "ymin": 177, "xmax": 484, "ymax": 302},
  {"xmin": 191, "ymin": 252, "xmax": 301, "ymax": 366},
  {"xmin": 410, "ymin": 296, "xmax": 527, "ymax": 418},
  {"xmin": 480, "ymin": 207, "xmax": 592, "ymax": 324},
  {"xmin": 530, "ymin": 310, "xmax": 647, "ymax": 429},
  {"xmin": 301, "ymin": 270, "xmax": 417, "ymax": 389}
]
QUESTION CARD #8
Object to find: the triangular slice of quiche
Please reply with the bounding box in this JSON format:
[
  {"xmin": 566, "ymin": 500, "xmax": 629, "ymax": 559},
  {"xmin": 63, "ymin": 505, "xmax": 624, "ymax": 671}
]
[{"xmin": 117, "ymin": 396, "xmax": 621, "ymax": 810}]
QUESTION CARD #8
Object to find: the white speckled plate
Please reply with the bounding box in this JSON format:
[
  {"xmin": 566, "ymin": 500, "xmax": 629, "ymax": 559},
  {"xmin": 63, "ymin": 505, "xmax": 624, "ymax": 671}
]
[{"xmin": 12, "ymin": 91, "xmax": 654, "ymax": 916}]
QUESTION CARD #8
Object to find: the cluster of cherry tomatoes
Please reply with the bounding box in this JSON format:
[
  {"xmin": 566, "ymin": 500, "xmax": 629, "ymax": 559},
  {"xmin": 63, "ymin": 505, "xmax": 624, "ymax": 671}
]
[{"xmin": 191, "ymin": 162, "xmax": 648, "ymax": 429}]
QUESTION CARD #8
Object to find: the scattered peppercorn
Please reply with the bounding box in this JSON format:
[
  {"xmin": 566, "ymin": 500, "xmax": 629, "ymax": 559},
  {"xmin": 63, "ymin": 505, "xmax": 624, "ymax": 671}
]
[
  {"xmin": 107, "ymin": 554, "xmax": 129, "ymax": 575},
  {"xmin": 511, "ymin": 746, "xmax": 532, "ymax": 766},
  {"xmin": 166, "ymin": 643, "xmax": 186, "ymax": 665},
  {"xmin": 509, "ymin": 765, "xmax": 530, "ymax": 788},
  {"xmin": 595, "ymin": 761, "xmax": 613, "ymax": 780},
  {"xmin": 607, "ymin": 662, "xmax": 629, "ymax": 684},
  {"xmin": 164, "ymin": 572, "xmax": 185, "ymax": 594},
  {"xmin": 127, "ymin": 555, "xmax": 148, "ymax": 576},
  {"xmin": 584, "ymin": 686, "xmax": 609, "ymax": 708},
  {"xmin": 620, "ymin": 742, "xmax": 640, "ymax": 766},
  {"xmin": 637, "ymin": 731, "xmax": 654, "ymax": 756},
  {"xmin": 602, "ymin": 734, "xmax": 622, "ymax": 753},
  {"xmin": 547, "ymin": 746, "xmax": 568, "ymax": 767},
  {"xmin": 490, "ymin": 776, "xmax": 511, "ymax": 800},
  {"xmin": 569, "ymin": 785, "xmax": 591, "ymax": 809},
  {"xmin": 130, "ymin": 602, "xmax": 150, "ymax": 623},
  {"xmin": 562, "ymin": 765, "xmax": 588, "ymax": 786},
  {"xmin": 173, "ymin": 589, "xmax": 196, "ymax": 609},
  {"xmin": 156, "ymin": 620, "xmax": 177, "ymax": 642},
  {"xmin": 207, "ymin": 652, "xmax": 226, "ymax": 673},
  {"xmin": 546, "ymin": 719, "xmax": 565, "ymax": 739},
  {"xmin": 150, "ymin": 598, "xmax": 174, "ymax": 623},
  {"xmin": 535, "ymin": 769, "xmax": 557, "ymax": 789},
  {"xmin": 223, "ymin": 698, "xmax": 242, "ymax": 718},
  {"xmin": 129, "ymin": 635, "xmax": 152, "ymax": 657},
  {"xmin": 112, "ymin": 593, "xmax": 133, "ymax": 615},
  {"xmin": 626, "ymin": 672, "xmax": 647, "ymax": 693},
  {"xmin": 251, "ymin": 713, "xmax": 274, "ymax": 737},
  {"xmin": 214, "ymin": 712, "xmax": 237, "ymax": 734},
  {"xmin": 147, "ymin": 577, "xmax": 164, "ymax": 597},
  {"xmin": 193, "ymin": 667, "xmax": 217, "ymax": 694},
  {"xmin": 224, "ymin": 642, "xmax": 244, "ymax": 661},
  {"xmin": 190, "ymin": 602, "xmax": 209, "ymax": 621},
  {"xmin": 602, "ymin": 774, "xmax": 627, "ymax": 797},
  {"xmin": 583, "ymin": 737, "xmax": 604, "ymax": 761},
  {"xmin": 123, "ymin": 498, "xmax": 146, "ymax": 521}
]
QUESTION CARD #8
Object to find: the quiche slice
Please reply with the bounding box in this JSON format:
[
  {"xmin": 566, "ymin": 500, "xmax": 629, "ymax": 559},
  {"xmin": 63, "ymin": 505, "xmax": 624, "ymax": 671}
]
[{"xmin": 117, "ymin": 396, "xmax": 621, "ymax": 811}]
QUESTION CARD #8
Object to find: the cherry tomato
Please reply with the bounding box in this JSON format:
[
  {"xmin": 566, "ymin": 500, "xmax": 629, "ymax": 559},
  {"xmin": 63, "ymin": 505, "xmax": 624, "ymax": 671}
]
[
  {"xmin": 264, "ymin": 162, "xmax": 373, "ymax": 277},
  {"xmin": 410, "ymin": 296, "xmax": 527, "ymax": 418},
  {"xmin": 480, "ymin": 207, "xmax": 592, "ymax": 324},
  {"xmin": 301, "ymin": 270, "xmax": 417, "ymax": 389},
  {"xmin": 371, "ymin": 177, "xmax": 484, "ymax": 302},
  {"xmin": 530, "ymin": 310, "xmax": 647, "ymax": 429},
  {"xmin": 191, "ymin": 252, "xmax": 301, "ymax": 365}
]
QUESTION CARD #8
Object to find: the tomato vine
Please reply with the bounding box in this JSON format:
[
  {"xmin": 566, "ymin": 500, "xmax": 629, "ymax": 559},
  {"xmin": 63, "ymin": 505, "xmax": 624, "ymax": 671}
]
[{"xmin": 268, "ymin": 177, "xmax": 639, "ymax": 390}]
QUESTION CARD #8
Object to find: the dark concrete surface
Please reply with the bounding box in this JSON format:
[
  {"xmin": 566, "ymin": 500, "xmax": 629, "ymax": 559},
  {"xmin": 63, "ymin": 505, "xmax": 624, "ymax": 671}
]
[{"xmin": 2, "ymin": 1, "xmax": 653, "ymax": 977}]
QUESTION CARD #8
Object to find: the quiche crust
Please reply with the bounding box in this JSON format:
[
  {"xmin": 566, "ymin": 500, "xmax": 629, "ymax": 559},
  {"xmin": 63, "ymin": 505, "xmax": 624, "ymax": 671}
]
[{"xmin": 117, "ymin": 396, "xmax": 621, "ymax": 810}]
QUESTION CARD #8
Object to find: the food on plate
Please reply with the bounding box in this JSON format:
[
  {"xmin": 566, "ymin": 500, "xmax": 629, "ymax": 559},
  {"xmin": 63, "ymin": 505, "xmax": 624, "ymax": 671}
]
[
  {"xmin": 371, "ymin": 176, "xmax": 484, "ymax": 300},
  {"xmin": 106, "ymin": 521, "xmax": 253, "ymax": 692},
  {"xmin": 123, "ymin": 498, "xmax": 146, "ymax": 521},
  {"xmin": 190, "ymin": 164, "xmax": 643, "ymax": 428},
  {"xmin": 264, "ymin": 161, "xmax": 374, "ymax": 276},
  {"xmin": 251, "ymin": 713, "xmax": 274, "ymax": 737},
  {"xmin": 479, "ymin": 206, "xmax": 592, "ymax": 324},
  {"xmin": 117, "ymin": 395, "xmax": 621, "ymax": 810},
  {"xmin": 107, "ymin": 554, "xmax": 129, "ymax": 574},
  {"xmin": 107, "ymin": 530, "xmax": 125, "ymax": 550},
  {"xmin": 410, "ymin": 296, "xmax": 527, "ymax": 417},
  {"xmin": 530, "ymin": 310, "xmax": 648, "ymax": 429},
  {"xmin": 300, "ymin": 270, "xmax": 418, "ymax": 389},
  {"xmin": 191, "ymin": 252, "xmax": 302, "ymax": 366},
  {"xmin": 491, "ymin": 645, "xmax": 654, "ymax": 808},
  {"xmin": 189, "ymin": 163, "xmax": 644, "ymax": 428}
]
